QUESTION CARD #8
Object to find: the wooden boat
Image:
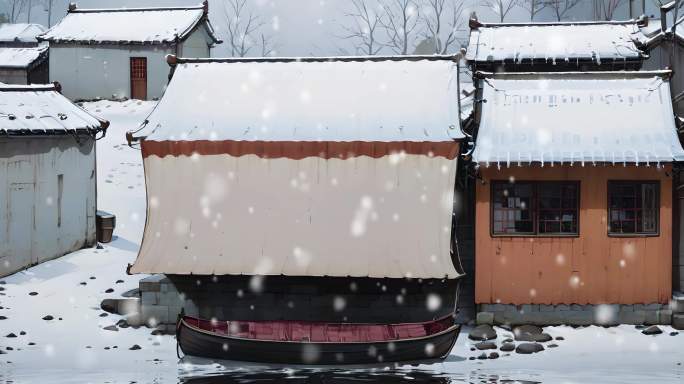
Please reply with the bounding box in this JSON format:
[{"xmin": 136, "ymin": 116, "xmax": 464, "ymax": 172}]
[{"xmin": 176, "ymin": 315, "xmax": 460, "ymax": 365}]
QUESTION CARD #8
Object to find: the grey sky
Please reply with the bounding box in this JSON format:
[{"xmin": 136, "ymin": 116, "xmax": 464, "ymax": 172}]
[{"xmin": 2, "ymin": 1, "xmax": 661, "ymax": 56}]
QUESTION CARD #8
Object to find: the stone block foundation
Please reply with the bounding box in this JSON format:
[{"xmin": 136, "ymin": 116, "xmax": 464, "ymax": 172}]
[{"xmin": 477, "ymin": 303, "xmax": 673, "ymax": 326}]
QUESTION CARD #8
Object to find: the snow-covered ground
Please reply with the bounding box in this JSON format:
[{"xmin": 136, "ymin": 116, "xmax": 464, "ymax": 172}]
[{"xmin": 0, "ymin": 100, "xmax": 682, "ymax": 384}]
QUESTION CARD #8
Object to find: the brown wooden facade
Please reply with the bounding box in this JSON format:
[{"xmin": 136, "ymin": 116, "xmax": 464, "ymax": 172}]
[{"xmin": 475, "ymin": 164, "xmax": 673, "ymax": 305}]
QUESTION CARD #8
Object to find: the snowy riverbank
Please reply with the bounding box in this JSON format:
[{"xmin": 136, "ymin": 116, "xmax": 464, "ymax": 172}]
[{"xmin": 0, "ymin": 100, "xmax": 683, "ymax": 384}]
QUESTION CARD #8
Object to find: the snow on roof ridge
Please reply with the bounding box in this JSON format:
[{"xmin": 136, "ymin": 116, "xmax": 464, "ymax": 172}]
[
  {"xmin": 0, "ymin": 82, "xmax": 60, "ymax": 92},
  {"xmin": 168, "ymin": 53, "xmax": 463, "ymax": 65},
  {"xmin": 67, "ymin": 0, "xmax": 208, "ymax": 13},
  {"xmin": 470, "ymin": 16, "xmax": 644, "ymax": 29},
  {"xmin": 475, "ymin": 69, "xmax": 672, "ymax": 79}
]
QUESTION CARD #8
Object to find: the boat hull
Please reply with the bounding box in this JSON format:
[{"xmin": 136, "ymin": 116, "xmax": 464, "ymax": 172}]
[{"xmin": 177, "ymin": 317, "xmax": 460, "ymax": 365}]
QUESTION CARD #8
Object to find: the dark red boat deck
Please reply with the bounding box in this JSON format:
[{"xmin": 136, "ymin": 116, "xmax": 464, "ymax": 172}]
[{"xmin": 183, "ymin": 316, "xmax": 455, "ymax": 343}]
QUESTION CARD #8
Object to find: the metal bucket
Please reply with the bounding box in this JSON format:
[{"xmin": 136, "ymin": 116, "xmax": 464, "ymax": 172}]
[{"xmin": 96, "ymin": 210, "xmax": 116, "ymax": 243}]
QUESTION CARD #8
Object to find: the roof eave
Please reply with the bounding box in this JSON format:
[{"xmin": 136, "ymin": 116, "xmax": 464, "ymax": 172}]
[{"xmin": 474, "ymin": 69, "xmax": 672, "ymax": 79}]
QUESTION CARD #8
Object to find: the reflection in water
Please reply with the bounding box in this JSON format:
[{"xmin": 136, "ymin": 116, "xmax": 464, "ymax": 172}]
[
  {"xmin": 180, "ymin": 369, "xmax": 453, "ymax": 384},
  {"xmin": 180, "ymin": 369, "xmax": 543, "ymax": 384}
]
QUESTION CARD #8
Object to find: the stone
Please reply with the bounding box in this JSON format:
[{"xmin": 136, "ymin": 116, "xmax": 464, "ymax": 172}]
[
  {"xmin": 555, "ymin": 336, "xmax": 565, "ymax": 341},
  {"xmin": 0, "ymin": 316, "xmax": 7, "ymax": 320},
  {"xmin": 0, "ymin": 350, "xmax": 6, "ymax": 354},
  {"xmin": 28, "ymin": 292, "xmax": 38, "ymax": 296},
  {"xmin": 105, "ymin": 288, "xmax": 114, "ymax": 294},
  {"xmin": 477, "ymin": 353, "xmax": 488, "ymax": 360},
  {"xmin": 28, "ymin": 342, "xmax": 35, "ymax": 346},
  {"xmin": 99, "ymin": 313, "xmax": 108, "ymax": 317},
  {"xmin": 516, "ymin": 343, "xmax": 544, "ymax": 354},
  {"xmin": 548, "ymin": 343, "xmax": 559, "ymax": 348},
  {"xmin": 499, "ymin": 342, "xmax": 515, "ymax": 352},
  {"xmin": 129, "ymin": 344, "xmax": 141, "ymax": 351},
  {"xmin": 641, "ymin": 325, "xmax": 663, "ymax": 335},
  {"xmin": 513, "ymin": 325, "xmax": 543, "ymax": 335},
  {"xmin": 150, "ymin": 329, "xmax": 164, "ymax": 336},
  {"xmin": 6, "ymin": 333, "xmax": 17, "ymax": 338},
  {"xmin": 476, "ymin": 312, "xmax": 494, "ymax": 325},
  {"xmin": 42, "ymin": 315, "xmax": 54, "ymax": 321},
  {"xmin": 100, "ymin": 299, "xmax": 118, "ymax": 314},
  {"xmin": 96, "ymin": 244, "xmax": 104, "ymax": 250},
  {"xmin": 669, "ymin": 332, "xmax": 679, "ymax": 336},
  {"xmin": 502, "ymin": 338, "xmax": 513, "ymax": 343},
  {"xmin": 19, "ymin": 331, "xmax": 25, "ymax": 335},
  {"xmin": 103, "ymin": 325, "xmax": 118, "ymax": 332},
  {"xmin": 0, "ymin": 287, "xmax": 4, "ymax": 291},
  {"xmin": 469, "ymin": 325, "xmax": 497, "ymax": 341},
  {"xmin": 89, "ymin": 276, "xmax": 96, "ymax": 280},
  {"xmin": 514, "ymin": 325, "xmax": 550, "ymax": 342},
  {"xmin": 475, "ymin": 341, "xmax": 497, "ymax": 350},
  {"xmin": 116, "ymin": 319, "xmax": 130, "ymax": 329},
  {"xmin": 530, "ymin": 333, "xmax": 553, "ymax": 342},
  {"xmin": 488, "ymin": 352, "xmax": 499, "ymax": 359},
  {"xmin": 468, "ymin": 356, "xmax": 475, "ymax": 360},
  {"xmin": 672, "ymin": 314, "xmax": 684, "ymax": 330},
  {"xmin": 116, "ymin": 280, "xmax": 124, "ymax": 284},
  {"xmin": 80, "ymin": 282, "xmax": 87, "ymax": 286}
]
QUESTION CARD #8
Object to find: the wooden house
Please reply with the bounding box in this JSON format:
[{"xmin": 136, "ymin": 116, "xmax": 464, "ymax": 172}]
[
  {"xmin": 468, "ymin": 70, "xmax": 684, "ymax": 325},
  {"xmin": 36, "ymin": 2, "xmax": 220, "ymax": 101},
  {"xmin": 126, "ymin": 56, "xmax": 467, "ymax": 354},
  {"xmin": 0, "ymin": 83, "xmax": 109, "ymax": 277}
]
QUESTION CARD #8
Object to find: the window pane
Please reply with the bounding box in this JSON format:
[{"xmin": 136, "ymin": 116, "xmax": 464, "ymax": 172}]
[
  {"xmin": 608, "ymin": 182, "xmax": 659, "ymax": 235},
  {"xmin": 492, "ymin": 182, "xmax": 534, "ymax": 235},
  {"xmin": 538, "ymin": 182, "xmax": 578, "ymax": 235}
]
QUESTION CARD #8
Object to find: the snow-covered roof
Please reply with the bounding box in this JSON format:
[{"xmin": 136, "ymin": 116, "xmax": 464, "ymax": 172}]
[
  {"xmin": 0, "ymin": 23, "xmax": 46, "ymax": 44},
  {"xmin": 0, "ymin": 84, "xmax": 108, "ymax": 136},
  {"xmin": 466, "ymin": 19, "xmax": 646, "ymax": 67},
  {"xmin": 0, "ymin": 45, "xmax": 48, "ymax": 68},
  {"xmin": 38, "ymin": 2, "xmax": 220, "ymax": 45},
  {"xmin": 135, "ymin": 56, "xmax": 465, "ymax": 146},
  {"xmin": 472, "ymin": 71, "xmax": 684, "ymax": 165}
]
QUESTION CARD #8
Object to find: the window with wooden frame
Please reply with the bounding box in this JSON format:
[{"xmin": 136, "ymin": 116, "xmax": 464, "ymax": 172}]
[
  {"xmin": 608, "ymin": 181, "xmax": 659, "ymax": 236},
  {"xmin": 491, "ymin": 181, "xmax": 580, "ymax": 236}
]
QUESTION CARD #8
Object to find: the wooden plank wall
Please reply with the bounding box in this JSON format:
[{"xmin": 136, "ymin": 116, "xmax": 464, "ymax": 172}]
[{"xmin": 475, "ymin": 165, "xmax": 673, "ymax": 305}]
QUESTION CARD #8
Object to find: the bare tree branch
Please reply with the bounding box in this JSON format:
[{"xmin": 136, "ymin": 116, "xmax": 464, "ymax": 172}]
[
  {"xmin": 592, "ymin": 0, "xmax": 627, "ymax": 21},
  {"xmin": 339, "ymin": 0, "xmax": 383, "ymax": 55},
  {"xmin": 222, "ymin": 0, "xmax": 275, "ymax": 57},
  {"xmin": 520, "ymin": 0, "xmax": 547, "ymax": 21},
  {"xmin": 378, "ymin": 0, "xmax": 422, "ymax": 55},
  {"xmin": 482, "ymin": 0, "xmax": 519, "ymax": 23},
  {"xmin": 546, "ymin": 0, "xmax": 581, "ymax": 21},
  {"xmin": 421, "ymin": 0, "xmax": 467, "ymax": 54},
  {"xmin": 6, "ymin": 0, "xmax": 28, "ymax": 23}
]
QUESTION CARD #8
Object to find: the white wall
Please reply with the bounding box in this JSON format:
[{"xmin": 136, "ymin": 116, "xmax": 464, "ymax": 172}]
[
  {"xmin": 49, "ymin": 43, "xmax": 174, "ymax": 101},
  {"xmin": 179, "ymin": 27, "xmax": 211, "ymax": 58},
  {"xmin": 0, "ymin": 136, "xmax": 97, "ymax": 277}
]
